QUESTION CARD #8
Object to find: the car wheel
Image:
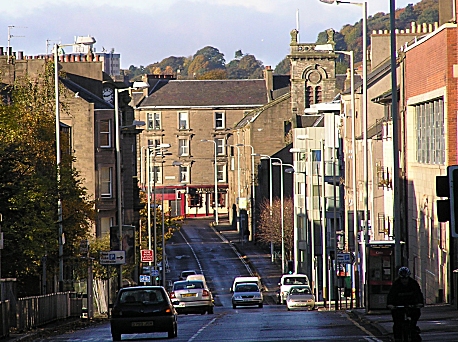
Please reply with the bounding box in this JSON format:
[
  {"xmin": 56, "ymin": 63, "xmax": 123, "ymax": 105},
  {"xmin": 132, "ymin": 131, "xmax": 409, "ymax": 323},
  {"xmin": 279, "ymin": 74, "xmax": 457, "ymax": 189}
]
[
  {"xmin": 258, "ymin": 303, "xmax": 263, "ymax": 308},
  {"xmin": 287, "ymin": 307, "xmax": 291, "ymax": 311},
  {"xmin": 112, "ymin": 331, "xmax": 121, "ymax": 341},
  {"xmin": 208, "ymin": 306, "xmax": 214, "ymax": 314},
  {"xmin": 168, "ymin": 323, "xmax": 177, "ymax": 339},
  {"xmin": 232, "ymin": 304, "xmax": 236, "ymax": 309}
]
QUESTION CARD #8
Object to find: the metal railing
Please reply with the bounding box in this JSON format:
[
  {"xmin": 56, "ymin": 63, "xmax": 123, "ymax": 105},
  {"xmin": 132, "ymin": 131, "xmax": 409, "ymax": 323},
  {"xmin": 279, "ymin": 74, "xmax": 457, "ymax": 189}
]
[{"xmin": 0, "ymin": 292, "xmax": 82, "ymax": 338}]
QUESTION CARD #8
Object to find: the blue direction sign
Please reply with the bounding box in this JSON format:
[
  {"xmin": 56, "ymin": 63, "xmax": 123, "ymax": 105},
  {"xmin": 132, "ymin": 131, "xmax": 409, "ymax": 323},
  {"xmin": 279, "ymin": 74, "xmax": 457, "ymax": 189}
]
[
  {"xmin": 337, "ymin": 252, "xmax": 353, "ymax": 264},
  {"xmin": 100, "ymin": 251, "xmax": 126, "ymax": 265}
]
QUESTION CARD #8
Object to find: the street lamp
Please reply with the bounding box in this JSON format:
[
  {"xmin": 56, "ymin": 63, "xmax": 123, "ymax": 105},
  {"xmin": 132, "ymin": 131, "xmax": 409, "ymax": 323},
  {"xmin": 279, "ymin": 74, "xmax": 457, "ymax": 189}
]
[
  {"xmin": 54, "ymin": 37, "xmax": 95, "ymax": 292},
  {"xmin": 114, "ymin": 82, "xmax": 149, "ymax": 289},
  {"xmin": 254, "ymin": 154, "xmax": 274, "ymax": 262},
  {"xmin": 229, "ymin": 145, "xmax": 242, "ymax": 237},
  {"xmin": 237, "ymin": 144, "xmax": 255, "ymax": 241},
  {"xmin": 272, "ymin": 160, "xmax": 293, "ymax": 274},
  {"xmin": 201, "ymin": 139, "xmax": 219, "ymax": 225},
  {"xmin": 319, "ymin": 0, "xmax": 367, "ymax": 308},
  {"xmin": 146, "ymin": 143, "xmax": 171, "ymax": 286}
]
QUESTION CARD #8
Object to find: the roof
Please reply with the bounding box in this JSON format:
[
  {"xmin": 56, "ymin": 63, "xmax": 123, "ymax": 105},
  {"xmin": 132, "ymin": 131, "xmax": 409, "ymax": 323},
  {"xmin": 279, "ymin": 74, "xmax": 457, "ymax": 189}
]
[
  {"xmin": 139, "ymin": 79, "xmax": 269, "ymax": 108},
  {"xmin": 61, "ymin": 78, "xmax": 113, "ymax": 110}
]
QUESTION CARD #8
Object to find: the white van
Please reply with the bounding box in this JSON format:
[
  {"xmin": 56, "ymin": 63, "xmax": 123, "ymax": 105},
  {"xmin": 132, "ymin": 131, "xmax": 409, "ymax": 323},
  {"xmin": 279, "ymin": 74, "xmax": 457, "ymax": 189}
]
[
  {"xmin": 277, "ymin": 274, "xmax": 310, "ymax": 304},
  {"xmin": 187, "ymin": 274, "xmax": 208, "ymax": 288},
  {"xmin": 231, "ymin": 276, "xmax": 262, "ymax": 293}
]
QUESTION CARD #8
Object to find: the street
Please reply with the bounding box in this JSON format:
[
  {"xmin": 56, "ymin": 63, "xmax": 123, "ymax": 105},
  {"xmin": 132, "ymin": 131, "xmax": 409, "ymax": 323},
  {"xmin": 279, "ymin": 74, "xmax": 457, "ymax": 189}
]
[{"xmin": 26, "ymin": 220, "xmax": 391, "ymax": 341}]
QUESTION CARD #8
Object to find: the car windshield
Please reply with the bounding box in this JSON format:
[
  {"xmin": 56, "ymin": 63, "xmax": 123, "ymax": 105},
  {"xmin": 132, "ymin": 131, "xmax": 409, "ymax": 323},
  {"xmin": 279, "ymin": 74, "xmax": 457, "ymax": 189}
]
[
  {"xmin": 119, "ymin": 289, "xmax": 165, "ymax": 304},
  {"xmin": 284, "ymin": 277, "xmax": 308, "ymax": 285},
  {"xmin": 235, "ymin": 284, "xmax": 259, "ymax": 292},
  {"xmin": 289, "ymin": 287, "xmax": 311, "ymax": 295},
  {"xmin": 174, "ymin": 281, "xmax": 204, "ymax": 291}
]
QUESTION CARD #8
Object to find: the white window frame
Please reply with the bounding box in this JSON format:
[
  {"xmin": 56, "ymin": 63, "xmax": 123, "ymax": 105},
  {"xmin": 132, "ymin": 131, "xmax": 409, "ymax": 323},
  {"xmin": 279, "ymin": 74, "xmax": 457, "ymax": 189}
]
[
  {"xmin": 217, "ymin": 164, "xmax": 226, "ymax": 182},
  {"xmin": 100, "ymin": 119, "xmax": 111, "ymax": 148},
  {"xmin": 215, "ymin": 111, "xmax": 225, "ymax": 129},
  {"xmin": 178, "ymin": 138, "xmax": 189, "ymax": 156},
  {"xmin": 178, "ymin": 111, "xmax": 189, "ymax": 130},
  {"xmin": 179, "ymin": 165, "xmax": 190, "ymax": 183},
  {"xmin": 216, "ymin": 138, "xmax": 225, "ymax": 156},
  {"xmin": 147, "ymin": 112, "xmax": 161, "ymax": 130},
  {"xmin": 151, "ymin": 165, "xmax": 163, "ymax": 184},
  {"xmin": 100, "ymin": 167, "xmax": 113, "ymax": 198}
]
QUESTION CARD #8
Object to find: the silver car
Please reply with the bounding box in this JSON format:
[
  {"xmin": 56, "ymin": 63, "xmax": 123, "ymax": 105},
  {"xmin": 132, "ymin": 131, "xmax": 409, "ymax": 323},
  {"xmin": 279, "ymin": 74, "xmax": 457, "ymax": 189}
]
[
  {"xmin": 232, "ymin": 282, "xmax": 263, "ymax": 309},
  {"xmin": 285, "ymin": 285, "xmax": 315, "ymax": 311},
  {"xmin": 169, "ymin": 280, "xmax": 214, "ymax": 314}
]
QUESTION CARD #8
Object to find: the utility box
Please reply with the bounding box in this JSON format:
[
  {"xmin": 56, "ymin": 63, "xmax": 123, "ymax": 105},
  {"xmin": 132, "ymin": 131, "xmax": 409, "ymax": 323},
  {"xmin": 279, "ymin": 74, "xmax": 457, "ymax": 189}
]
[{"xmin": 366, "ymin": 242, "xmax": 395, "ymax": 311}]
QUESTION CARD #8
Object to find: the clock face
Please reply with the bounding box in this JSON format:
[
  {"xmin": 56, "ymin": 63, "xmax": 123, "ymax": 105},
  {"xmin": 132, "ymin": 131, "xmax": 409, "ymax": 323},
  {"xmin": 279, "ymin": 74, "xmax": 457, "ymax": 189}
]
[{"xmin": 103, "ymin": 87, "xmax": 114, "ymax": 104}]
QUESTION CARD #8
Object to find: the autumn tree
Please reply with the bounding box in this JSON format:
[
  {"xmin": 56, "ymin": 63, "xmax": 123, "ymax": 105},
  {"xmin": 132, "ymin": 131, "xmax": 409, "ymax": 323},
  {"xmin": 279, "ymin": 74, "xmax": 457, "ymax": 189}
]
[
  {"xmin": 0, "ymin": 62, "xmax": 95, "ymax": 295},
  {"xmin": 256, "ymin": 197, "xmax": 294, "ymax": 260}
]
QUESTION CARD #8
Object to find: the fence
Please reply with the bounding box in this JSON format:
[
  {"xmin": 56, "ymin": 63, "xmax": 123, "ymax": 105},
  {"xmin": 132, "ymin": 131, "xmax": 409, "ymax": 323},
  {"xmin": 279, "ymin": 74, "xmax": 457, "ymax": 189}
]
[{"xmin": 0, "ymin": 292, "xmax": 82, "ymax": 338}]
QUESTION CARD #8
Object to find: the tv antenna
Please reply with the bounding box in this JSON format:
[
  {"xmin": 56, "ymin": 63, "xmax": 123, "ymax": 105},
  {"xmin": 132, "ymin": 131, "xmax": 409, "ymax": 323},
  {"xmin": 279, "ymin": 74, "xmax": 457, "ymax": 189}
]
[{"xmin": 7, "ymin": 25, "xmax": 27, "ymax": 63}]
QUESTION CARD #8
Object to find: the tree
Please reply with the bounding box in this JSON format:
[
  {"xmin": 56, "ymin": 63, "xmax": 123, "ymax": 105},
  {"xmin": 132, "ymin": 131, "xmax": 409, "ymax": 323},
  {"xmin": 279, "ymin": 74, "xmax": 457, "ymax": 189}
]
[
  {"xmin": 256, "ymin": 197, "xmax": 294, "ymax": 260},
  {"xmin": 0, "ymin": 62, "xmax": 95, "ymax": 295}
]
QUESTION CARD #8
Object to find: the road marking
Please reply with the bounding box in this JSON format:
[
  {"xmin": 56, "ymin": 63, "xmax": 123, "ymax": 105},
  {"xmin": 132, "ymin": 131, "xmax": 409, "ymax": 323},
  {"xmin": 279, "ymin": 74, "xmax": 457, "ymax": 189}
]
[
  {"xmin": 187, "ymin": 317, "xmax": 217, "ymax": 342},
  {"xmin": 210, "ymin": 226, "xmax": 254, "ymax": 275},
  {"xmin": 179, "ymin": 230, "xmax": 204, "ymax": 274},
  {"xmin": 345, "ymin": 312, "xmax": 383, "ymax": 342}
]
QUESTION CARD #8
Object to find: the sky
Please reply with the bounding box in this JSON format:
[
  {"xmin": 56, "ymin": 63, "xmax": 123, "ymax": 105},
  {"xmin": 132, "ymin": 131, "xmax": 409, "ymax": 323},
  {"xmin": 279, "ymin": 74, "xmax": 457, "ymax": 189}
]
[{"xmin": 1, "ymin": 0, "xmax": 418, "ymax": 70}]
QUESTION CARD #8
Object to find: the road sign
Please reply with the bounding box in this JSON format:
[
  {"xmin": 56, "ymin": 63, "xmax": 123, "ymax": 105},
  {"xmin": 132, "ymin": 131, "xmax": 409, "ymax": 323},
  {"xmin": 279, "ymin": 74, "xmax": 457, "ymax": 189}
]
[
  {"xmin": 99, "ymin": 251, "xmax": 126, "ymax": 265},
  {"xmin": 140, "ymin": 275, "xmax": 151, "ymax": 283},
  {"xmin": 141, "ymin": 249, "xmax": 154, "ymax": 262},
  {"xmin": 336, "ymin": 252, "xmax": 353, "ymax": 264},
  {"xmin": 151, "ymin": 269, "xmax": 159, "ymax": 276}
]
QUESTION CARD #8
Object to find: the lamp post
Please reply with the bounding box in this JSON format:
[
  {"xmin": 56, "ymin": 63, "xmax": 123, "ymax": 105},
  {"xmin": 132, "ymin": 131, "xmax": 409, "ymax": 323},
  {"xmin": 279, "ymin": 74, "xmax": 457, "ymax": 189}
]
[
  {"xmin": 319, "ymin": 0, "xmax": 367, "ymax": 308},
  {"xmin": 146, "ymin": 144, "xmax": 171, "ymax": 286},
  {"xmin": 229, "ymin": 145, "xmax": 242, "ymax": 237},
  {"xmin": 54, "ymin": 38, "xmax": 95, "ymax": 292},
  {"xmin": 237, "ymin": 144, "xmax": 256, "ymax": 242},
  {"xmin": 114, "ymin": 82, "xmax": 149, "ymax": 290},
  {"xmin": 255, "ymin": 154, "xmax": 274, "ymax": 262},
  {"xmin": 201, "ymin": 139, "xmax": 219, "ymax": 225},
  {"xmin": 272, "ymin": 160, "xmax": 293, "ymax": 274}
]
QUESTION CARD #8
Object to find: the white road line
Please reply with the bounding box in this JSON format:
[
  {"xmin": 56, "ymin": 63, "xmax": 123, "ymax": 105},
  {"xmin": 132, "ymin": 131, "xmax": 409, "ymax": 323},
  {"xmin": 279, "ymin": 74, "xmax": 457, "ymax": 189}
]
[
  {"xmin": 346, "ymin": 313, "xmax": 383, "ymax": 342},
  {"xmin": 187, "ymin": 317, "xmax": 217, "ymax": 342},
  {"xmin": 179, "ymin": 229, "xmax": 204, "ymax": 274}
]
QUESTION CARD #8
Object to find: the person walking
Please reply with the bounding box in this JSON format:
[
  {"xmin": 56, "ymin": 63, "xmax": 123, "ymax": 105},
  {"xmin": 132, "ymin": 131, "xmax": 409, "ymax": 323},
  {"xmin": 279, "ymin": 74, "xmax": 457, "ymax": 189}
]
[{"xmin": 387, "ymin": 266, "xmax": 424, "ymax": 341}]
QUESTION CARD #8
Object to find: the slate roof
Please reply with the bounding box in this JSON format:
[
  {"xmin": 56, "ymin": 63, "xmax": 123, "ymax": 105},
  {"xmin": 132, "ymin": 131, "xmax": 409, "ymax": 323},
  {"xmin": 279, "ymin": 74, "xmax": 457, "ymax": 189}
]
[
  {"xmin": 139, "ymin": 79, "xmax": 269, "ymax": 108},
  {"xmin": 61, "ymin": 77, "xmax": 113, "ymax": 110}
]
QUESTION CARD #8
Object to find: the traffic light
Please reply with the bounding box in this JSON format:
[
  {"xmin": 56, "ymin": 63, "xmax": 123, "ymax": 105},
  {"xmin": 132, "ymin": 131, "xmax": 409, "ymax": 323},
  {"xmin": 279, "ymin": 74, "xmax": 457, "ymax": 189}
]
[
  {"xmin": 448, "ymin": 166, "xmax": 458, "ymax": 237},
  {"xmin": 436, "ymin": 166, "xmax": 458, "ymax": 237},
  {"xmin": 287, "ymin": 260, "xmax": 294, "ymax": 274}
]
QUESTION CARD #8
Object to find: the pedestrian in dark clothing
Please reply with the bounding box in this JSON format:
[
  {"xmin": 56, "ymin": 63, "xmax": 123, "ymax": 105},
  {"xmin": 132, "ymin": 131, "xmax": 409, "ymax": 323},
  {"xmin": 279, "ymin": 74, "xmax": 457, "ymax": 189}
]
[{"xmin": 387, "ymin": 267, "xmax": 424, "ymax": 342}]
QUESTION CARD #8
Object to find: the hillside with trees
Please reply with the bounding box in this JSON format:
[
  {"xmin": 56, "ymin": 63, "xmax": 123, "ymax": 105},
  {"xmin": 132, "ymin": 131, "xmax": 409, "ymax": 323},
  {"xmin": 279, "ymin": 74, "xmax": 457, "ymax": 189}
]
[{"xmin": 124, "ymin": 0, "xmax": 438, "ymax": 80}]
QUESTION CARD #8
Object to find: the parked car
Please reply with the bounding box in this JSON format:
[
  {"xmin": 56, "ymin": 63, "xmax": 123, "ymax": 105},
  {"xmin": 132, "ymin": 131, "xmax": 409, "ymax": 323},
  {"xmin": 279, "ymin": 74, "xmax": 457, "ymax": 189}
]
[
  {"xmin": 277, "ymin": 273, "xmax": 310, "ymax": 304},
  {"xmin": 179, "ymin": 269, "xmax": 197, "ymax": 280},
  {"xmin": 169, "ymin": 280, "xmax": 214, "ymax": 314},
  {"xmin": 231, "ymin": 276, "xmax": 262, "ymax": 292},
  {"xmin": 285, "ymin": 285, "xmax": 315, "ymax": 311},
  {"xmin": 232, "ymin": 282, "xmax": 263, "ymax": 309},
  {"xmin": 110, "ymin": 286, "xmax": 177, "ymax": 341}
]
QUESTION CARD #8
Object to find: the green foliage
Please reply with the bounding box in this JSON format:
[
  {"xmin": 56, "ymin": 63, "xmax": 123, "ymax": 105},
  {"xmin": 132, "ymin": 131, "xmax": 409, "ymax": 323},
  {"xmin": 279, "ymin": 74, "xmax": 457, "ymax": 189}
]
[
  {"xmin": 226, "ymin": 54, "xmax": 264, "ymax": 79},
  {"xmin": 0, "ymin": 62, "xmax": 95, "ymax": 292},
  {"xmin": 274, "ymin": 58, "xmax": 290, "ymax": 75}
]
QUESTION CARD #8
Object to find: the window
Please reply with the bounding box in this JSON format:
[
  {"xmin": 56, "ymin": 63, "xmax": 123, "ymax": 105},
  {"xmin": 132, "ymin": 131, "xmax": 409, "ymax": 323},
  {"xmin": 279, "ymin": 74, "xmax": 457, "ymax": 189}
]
[
  {"xmin": 147, "ymin": 112, "xmax": 161, "ymax": 130},
  {"xmin": 100, "ymin": 167, "xmax": 113, "ymax": 198},
  {"xmin": 415, "ymin": 97, "xmax": 445, "ymax": 165},
  {"xmin": 100, "ymin": 119, "xmax": 111, "ymax": 148},
  {"xmin": 151, "ymin": 165, "xmax": 162, "ymax": 184},
  {"xmin": 179, "ymin": 139, "xmax": 189, "ymax": 156},
  {"xmin": 178, "ymin": 112, "xmax": 189, "ymax": 130},
  {"xmin": 217, "ymin": 164, "xmax": 226, "ymax": 182},
  {"xmin": 215, "ymin": 111, "xmax": 225, "ymax": 129},
  {"xmin": 148, "ymin": 139, "xmax": 161, "ymax": 148},
  {"xmin": 216, "ymin": 138, "xmax": 225, "ymax": 156},
  {"xmin": 179, "ymin": 165, "xmax": 189, "ymax": 183},
  {"xmin": 211, "ymin": 192, "xmax": 225, "ymax": 207},
  {"xmin": 315, "ymin": 86, "xmax": 322, "ymax": 104},
  {"xmin": 306, "ymin": 86, "xmax": 314, "ymax": 108}
]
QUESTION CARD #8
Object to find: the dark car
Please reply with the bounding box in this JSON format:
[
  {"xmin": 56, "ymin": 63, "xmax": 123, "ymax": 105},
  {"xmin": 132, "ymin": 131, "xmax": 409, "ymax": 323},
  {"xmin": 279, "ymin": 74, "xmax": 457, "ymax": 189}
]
[{"xmin": 110, "ymin": 286, "xmax": 177, "ymax": 340}]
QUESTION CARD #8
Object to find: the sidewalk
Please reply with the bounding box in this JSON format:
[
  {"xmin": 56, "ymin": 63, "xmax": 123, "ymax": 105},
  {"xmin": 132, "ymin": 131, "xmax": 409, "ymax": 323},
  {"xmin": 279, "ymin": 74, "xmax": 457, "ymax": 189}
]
[{"xmin": 214, "ymin": 221, "xmax": 458, "ymax": 341}]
